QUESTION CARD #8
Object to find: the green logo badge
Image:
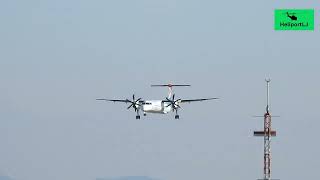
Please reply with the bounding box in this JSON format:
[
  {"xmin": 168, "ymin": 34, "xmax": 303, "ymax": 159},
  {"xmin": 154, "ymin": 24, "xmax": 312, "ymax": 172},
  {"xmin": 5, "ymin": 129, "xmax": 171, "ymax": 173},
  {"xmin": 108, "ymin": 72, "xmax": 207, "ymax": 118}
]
[{"xmin": 274, "ymin": 9, "xmax": 314, "ymax": 30}]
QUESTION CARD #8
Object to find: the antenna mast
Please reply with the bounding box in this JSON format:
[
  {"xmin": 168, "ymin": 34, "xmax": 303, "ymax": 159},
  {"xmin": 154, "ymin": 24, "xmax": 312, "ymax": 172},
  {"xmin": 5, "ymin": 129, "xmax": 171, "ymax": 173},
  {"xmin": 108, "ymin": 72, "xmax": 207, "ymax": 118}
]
[{"xmin": 253, "ymin": 79, "xmax": 279, "ymax": 180}]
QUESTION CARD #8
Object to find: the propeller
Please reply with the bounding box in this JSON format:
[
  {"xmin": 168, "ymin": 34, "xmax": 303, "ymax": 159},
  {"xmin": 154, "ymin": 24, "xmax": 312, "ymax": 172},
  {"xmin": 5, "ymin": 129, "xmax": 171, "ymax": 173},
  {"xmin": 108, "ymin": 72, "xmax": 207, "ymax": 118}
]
[
  {"xmin": 166, "ymin": 94, "xmax": 181, "ymax": 111},
  {"xmin": 126, "ymin": 94, "xmax": 142, "ymax": 112}
]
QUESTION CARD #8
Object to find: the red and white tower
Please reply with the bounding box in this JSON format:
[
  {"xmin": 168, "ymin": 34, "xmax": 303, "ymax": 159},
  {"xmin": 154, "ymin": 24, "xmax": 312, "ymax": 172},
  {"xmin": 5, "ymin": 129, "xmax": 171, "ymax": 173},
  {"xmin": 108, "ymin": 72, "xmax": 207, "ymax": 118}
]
[{"xmin": 253, "ymin": 79, "xmax": 278, "ymax": 180}]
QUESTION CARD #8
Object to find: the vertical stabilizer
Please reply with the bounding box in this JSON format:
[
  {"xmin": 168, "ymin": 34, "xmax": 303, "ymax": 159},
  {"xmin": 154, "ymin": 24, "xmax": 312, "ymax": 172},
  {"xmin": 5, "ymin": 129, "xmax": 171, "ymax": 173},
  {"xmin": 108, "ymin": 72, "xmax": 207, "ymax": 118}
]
[{"xmin": 168, "ymin": 85, "xmax": 173, "ymax": 99}]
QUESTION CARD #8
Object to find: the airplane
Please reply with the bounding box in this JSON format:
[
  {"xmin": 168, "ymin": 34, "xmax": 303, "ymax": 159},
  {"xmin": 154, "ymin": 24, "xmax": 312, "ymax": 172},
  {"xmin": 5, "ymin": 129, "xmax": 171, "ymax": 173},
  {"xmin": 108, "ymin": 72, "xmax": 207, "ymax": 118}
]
[{"xmin": 96, "ymin": 84, "xmax": 218, "ymax": 119}]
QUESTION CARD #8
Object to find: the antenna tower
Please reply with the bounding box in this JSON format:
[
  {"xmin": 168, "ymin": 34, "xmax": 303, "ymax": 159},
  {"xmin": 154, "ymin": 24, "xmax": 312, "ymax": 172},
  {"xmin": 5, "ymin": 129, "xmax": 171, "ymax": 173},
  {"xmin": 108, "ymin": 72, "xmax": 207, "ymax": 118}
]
[{"xmin": 253, "ymin": 79, "xmax": 279, "ymax": 180}]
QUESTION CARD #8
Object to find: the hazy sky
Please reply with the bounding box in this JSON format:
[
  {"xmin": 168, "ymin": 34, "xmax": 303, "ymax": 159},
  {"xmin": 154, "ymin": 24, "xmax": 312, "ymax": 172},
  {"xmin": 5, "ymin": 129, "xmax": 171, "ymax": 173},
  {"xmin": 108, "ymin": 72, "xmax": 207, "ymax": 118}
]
[{"xmin": 1, "ymin": 0, "xmax": 320, "ymax": 180}]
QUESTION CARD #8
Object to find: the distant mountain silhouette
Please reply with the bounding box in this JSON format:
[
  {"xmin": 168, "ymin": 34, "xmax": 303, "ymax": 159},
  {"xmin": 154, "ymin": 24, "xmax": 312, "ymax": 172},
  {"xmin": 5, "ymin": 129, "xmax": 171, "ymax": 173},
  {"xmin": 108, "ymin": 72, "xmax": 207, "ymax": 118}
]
[
  {"xmin": 96, "ymin": 176, "xmax": 159, "ymax": 180},
  {"xmin": 0, "ymin": 176, "xmax": 14, "ymax": 180}
]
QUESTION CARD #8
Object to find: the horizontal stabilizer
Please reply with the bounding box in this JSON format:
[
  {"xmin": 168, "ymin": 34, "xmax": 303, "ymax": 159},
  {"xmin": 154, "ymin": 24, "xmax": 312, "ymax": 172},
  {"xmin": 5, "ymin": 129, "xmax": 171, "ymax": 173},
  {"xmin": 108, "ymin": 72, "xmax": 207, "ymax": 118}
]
[
  {"xmin": 252, "ymin": 115, "xmax": 280, "ymax": 118},
  {"xmin": 151, "ymin": 84, "xmax": 190, "ymax": 87}
]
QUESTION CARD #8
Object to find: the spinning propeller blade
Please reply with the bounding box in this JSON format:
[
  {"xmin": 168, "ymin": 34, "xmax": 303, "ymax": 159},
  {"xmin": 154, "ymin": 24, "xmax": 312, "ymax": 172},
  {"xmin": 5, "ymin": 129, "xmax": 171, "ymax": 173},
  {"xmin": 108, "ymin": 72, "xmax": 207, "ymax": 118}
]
[
  {"xmin": 165, "ymin": 94, "xmax": 181, "ymax": 110},
  {"xmin": 126, "ymin": 94, "xmax": 142, "ymax": 112}
]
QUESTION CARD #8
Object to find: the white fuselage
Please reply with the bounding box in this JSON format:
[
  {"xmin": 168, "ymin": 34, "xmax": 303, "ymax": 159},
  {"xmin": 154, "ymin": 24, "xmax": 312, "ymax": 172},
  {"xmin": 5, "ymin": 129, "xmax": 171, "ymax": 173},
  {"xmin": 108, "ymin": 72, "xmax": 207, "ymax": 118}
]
[{"xmin": 141, "ymin": 100, "xmax": 172, "ymax": 114}]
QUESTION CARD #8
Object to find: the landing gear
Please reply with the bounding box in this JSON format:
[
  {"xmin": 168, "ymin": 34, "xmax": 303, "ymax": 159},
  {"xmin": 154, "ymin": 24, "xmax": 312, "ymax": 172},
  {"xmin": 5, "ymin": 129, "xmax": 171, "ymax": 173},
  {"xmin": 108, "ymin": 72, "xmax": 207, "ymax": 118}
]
[
  {"xmin": 174, "ymin": 109, "xmax": 179, "ymax": 119},
  {"xmin": 143, "ymin": 112, "xmax": 146, "ymax": 116},
  {"xmin": 135, "ymin": 109, "xmax": 141, "ymax": 119}
]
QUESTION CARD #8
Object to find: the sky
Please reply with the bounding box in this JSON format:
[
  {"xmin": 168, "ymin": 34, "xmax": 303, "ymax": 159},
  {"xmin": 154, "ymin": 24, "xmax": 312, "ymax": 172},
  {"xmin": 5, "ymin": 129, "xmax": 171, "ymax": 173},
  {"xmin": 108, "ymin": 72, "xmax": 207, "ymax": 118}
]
[{"xmin": 0, "ymin": 0, "xmax": 320, "ymax": 180}]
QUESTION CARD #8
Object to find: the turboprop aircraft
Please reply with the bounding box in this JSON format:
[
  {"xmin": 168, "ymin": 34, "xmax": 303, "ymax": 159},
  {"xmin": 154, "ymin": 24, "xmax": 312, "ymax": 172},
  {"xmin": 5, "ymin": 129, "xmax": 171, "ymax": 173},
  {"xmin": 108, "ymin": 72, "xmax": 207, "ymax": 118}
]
[{"xmin": 96, "ymin": 84, "xmax": 218, "ymax": 119}]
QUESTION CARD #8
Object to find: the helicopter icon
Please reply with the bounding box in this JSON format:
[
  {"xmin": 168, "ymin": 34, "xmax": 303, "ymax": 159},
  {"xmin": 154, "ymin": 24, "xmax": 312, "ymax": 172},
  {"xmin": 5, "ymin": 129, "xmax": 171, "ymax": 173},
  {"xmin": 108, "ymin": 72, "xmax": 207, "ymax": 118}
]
[{"xmin": 286, "ymin": 12, "xmax": 298, "ymax": 21}]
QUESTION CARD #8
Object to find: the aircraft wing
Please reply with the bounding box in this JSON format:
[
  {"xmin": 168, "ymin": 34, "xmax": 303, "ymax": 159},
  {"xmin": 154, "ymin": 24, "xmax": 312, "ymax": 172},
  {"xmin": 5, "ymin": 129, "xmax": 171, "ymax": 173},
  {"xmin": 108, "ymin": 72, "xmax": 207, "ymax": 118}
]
[
  {"xmin": 180, "ymin": 97, "xmax": 218, "ymax": 103},
  {"xmin": 96, "ymin": 98, "xmax": 145, "ymax": 103},
  {"xmin": 96, "ymin": 99, "xmax": 131, "ymax": 103}
]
